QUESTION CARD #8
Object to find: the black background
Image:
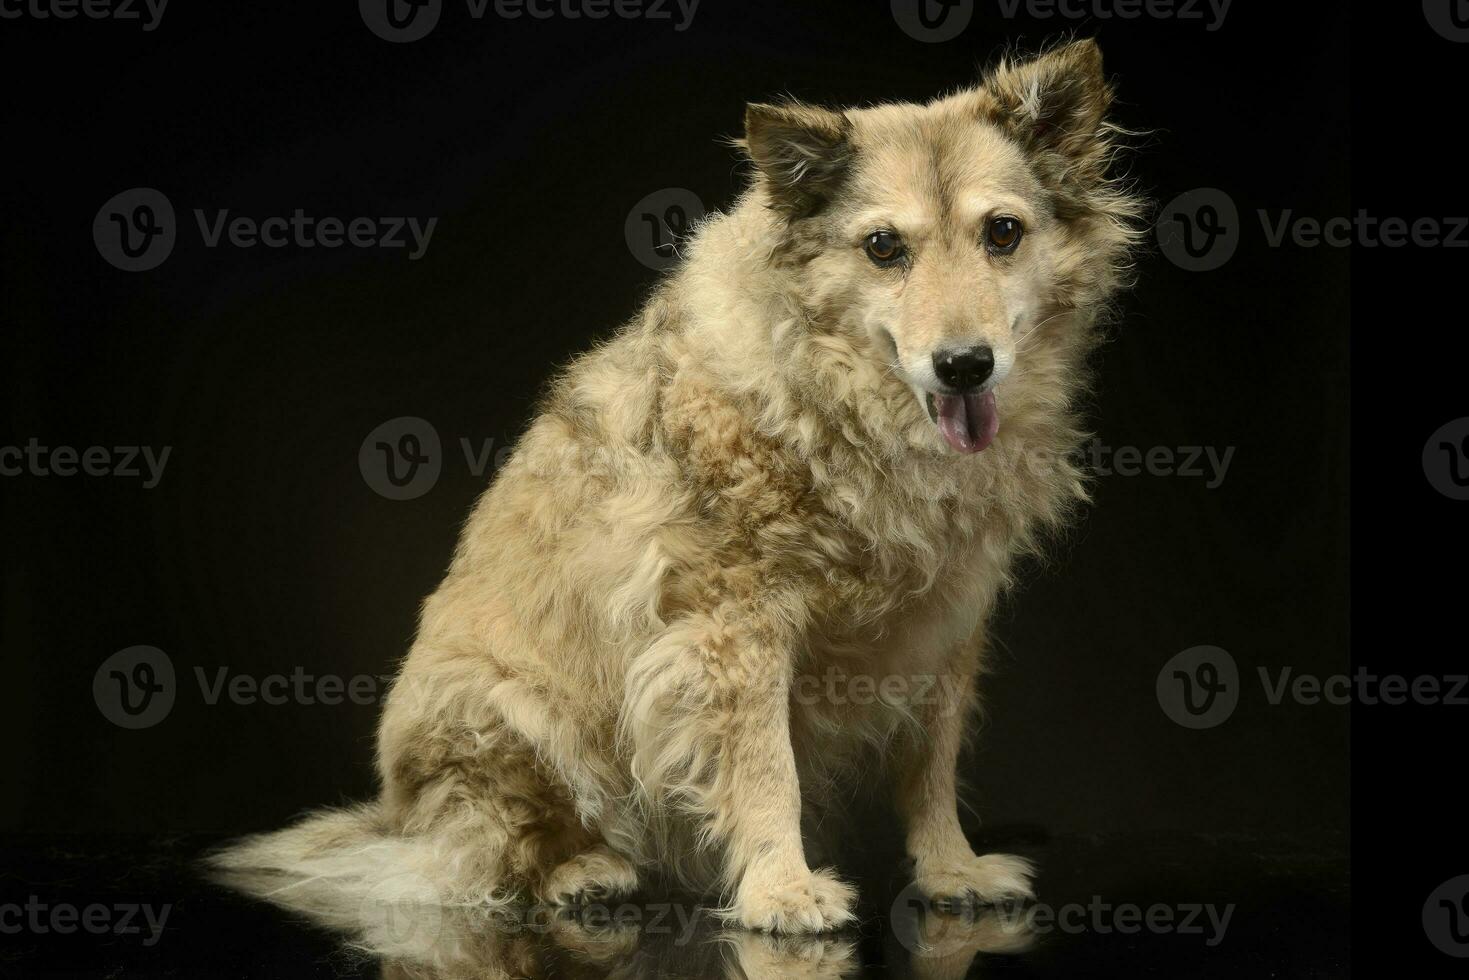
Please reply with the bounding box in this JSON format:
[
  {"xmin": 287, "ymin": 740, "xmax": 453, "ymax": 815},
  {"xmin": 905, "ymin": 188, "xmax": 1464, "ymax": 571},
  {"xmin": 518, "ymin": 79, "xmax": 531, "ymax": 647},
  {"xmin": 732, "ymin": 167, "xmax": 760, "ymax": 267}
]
[{"xmin": 0, "ymin": 0, "xmax": 1443, "ymax": 972}]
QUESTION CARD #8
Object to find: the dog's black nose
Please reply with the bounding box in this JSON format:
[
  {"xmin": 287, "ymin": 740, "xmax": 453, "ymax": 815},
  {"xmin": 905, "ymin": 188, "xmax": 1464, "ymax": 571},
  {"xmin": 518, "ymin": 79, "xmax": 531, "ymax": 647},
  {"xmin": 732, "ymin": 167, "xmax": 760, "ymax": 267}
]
[{"xmin": 932, "ymin": 346, "xmax": 995, "ymax": 391}]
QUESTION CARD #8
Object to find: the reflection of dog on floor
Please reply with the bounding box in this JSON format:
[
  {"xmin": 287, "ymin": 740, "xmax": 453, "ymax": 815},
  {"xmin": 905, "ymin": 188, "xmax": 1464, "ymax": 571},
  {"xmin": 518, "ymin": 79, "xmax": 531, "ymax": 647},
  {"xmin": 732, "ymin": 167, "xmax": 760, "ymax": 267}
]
[
  {"xmin": 213, "ymin": 38, "xmax": 1143, "ymax": 933},
  {"xmin": 211, "ymin": 860, "xmax": 1034, "ymax": 980}
]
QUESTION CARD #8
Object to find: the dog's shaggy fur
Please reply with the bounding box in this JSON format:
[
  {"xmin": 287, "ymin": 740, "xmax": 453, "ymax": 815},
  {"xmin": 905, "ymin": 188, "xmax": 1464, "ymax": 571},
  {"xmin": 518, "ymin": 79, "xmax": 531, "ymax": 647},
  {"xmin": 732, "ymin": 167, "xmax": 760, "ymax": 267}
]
[{"xmin": 213, "ymin": 39, "xmax": 1144, "ymax": 934}]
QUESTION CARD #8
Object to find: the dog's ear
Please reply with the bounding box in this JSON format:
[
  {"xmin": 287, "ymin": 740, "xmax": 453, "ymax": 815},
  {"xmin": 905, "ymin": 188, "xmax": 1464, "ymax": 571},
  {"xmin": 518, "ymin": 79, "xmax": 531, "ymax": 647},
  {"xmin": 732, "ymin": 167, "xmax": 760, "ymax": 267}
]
[
  {"xmin": 980, "ymin": 39, "xmax": 1113, "ymax": 174},
  {"xmin": 741, "ymin": 101, "xmax": 852, "ymax": 215}
]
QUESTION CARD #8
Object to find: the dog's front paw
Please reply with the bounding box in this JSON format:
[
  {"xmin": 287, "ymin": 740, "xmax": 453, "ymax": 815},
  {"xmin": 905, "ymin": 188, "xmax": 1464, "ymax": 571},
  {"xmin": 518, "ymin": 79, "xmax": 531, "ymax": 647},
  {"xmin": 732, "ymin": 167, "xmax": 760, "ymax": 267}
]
[
  {"xmin": 913, "ymin": 852, "xmax": 1035, "ymax": 911},
  {"xmin": 730, "ymin": 866, "xmax": 857, "ymax": 933}
]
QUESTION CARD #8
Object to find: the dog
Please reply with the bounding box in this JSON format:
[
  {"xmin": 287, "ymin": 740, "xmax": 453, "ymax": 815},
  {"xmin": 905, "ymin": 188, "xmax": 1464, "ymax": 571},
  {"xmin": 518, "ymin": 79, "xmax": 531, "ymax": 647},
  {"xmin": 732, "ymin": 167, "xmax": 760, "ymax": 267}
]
[{"xmin": 212, "ymin": 38, "xmax": 1144, "ymax": 934}]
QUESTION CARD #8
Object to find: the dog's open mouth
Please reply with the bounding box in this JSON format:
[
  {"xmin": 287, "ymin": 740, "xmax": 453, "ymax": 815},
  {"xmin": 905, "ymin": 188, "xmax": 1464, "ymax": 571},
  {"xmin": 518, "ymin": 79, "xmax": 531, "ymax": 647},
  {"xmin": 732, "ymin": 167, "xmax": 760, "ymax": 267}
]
[{"xmin": 925, "ymin": 391, "xmax": 1000, "ymax": 454}]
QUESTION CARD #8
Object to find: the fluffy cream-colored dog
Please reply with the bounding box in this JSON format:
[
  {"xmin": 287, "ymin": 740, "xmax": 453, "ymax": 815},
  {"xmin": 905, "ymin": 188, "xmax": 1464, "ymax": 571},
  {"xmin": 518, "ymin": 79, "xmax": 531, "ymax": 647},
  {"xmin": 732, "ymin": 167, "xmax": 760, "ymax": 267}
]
[{"xmin": 215, "ymin": 39, "xmax": 1143, "ymax": 934}]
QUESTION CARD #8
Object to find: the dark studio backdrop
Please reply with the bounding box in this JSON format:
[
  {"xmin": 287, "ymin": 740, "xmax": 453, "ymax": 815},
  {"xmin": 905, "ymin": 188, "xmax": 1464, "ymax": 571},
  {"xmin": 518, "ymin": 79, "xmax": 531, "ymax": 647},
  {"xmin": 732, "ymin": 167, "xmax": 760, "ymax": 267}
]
[{"xmin": 3, "ymin": 0, "xmax": 1372, "ymax": 924}]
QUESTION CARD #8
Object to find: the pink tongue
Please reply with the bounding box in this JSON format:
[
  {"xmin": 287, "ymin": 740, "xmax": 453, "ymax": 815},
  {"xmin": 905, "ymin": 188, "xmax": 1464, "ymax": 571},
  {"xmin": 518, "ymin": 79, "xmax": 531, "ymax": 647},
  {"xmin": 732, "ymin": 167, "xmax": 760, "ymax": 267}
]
[{"xmin": 934, "ymin": 391, "xmax": 999, "ymax": 454}]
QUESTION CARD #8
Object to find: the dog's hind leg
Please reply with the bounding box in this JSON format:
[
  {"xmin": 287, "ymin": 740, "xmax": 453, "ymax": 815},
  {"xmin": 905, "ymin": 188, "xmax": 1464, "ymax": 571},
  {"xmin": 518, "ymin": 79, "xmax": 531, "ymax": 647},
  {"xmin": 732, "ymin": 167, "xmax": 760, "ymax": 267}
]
[
  {"xmin": 541, "ymin": 844, "xmax": 641, "ymax": 906},
  {"xmin": 381, "ymin": 705, "xmax": 601, "ymax": 907}
]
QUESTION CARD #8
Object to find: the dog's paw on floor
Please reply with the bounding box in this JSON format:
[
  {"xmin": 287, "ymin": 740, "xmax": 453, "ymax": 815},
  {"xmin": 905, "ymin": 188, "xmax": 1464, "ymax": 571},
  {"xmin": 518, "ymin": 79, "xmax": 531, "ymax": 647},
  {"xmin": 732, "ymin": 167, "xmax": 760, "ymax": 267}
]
[
  {"xmin": 728, "ymin": 866, "xmax": 857, "ymax": 933},
  {"xmin": 914, "ymin": 852, "xmax": 1036, "ymax": 910},
  {"xmin": 541, "ymin": 846, "xmax": 640, "ymax": 906}
]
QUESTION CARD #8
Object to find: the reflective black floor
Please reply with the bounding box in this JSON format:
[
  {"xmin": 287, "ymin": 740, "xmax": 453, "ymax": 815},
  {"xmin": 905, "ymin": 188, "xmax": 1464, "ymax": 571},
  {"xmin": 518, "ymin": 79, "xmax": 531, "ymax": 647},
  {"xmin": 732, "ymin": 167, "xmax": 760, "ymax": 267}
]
[{"xmin": 1, "ymin": 831, "xmax": 1348, "ymax": 977}]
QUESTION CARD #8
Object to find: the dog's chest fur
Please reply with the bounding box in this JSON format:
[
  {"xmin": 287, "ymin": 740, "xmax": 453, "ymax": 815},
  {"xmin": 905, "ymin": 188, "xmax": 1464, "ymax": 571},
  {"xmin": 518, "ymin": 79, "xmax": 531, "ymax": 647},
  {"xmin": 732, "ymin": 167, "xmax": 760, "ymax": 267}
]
[{"xmin": 658, "ymin": 352, "xmax": 1014, "ymax": 682}]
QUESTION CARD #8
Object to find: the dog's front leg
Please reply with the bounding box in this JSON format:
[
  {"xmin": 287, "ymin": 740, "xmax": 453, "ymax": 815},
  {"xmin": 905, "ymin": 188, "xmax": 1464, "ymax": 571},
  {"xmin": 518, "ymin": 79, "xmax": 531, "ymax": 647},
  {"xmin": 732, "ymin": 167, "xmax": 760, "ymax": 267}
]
[
  {"xmin": 627, "ymin": 611, "xmax": 856, "ymax": 933},
  {"xmin": 720, "ymin": 636, "xmax": 856, "ymax": 933},
  {"xmin": 897, "ymin": 651, "xmax": 1035, "ymax": 908}
]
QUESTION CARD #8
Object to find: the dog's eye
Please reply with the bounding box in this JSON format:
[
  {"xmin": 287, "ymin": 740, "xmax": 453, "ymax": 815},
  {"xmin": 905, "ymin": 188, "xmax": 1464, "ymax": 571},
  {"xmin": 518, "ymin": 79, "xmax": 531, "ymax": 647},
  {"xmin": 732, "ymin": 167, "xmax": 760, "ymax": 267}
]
[
  {"xmin": 865, "ymin": 231, "xmax": 905, "ymax": 266},
  {"xmin": 986, "ymin": 216, "xmax": 1024, "ymax": 255}
]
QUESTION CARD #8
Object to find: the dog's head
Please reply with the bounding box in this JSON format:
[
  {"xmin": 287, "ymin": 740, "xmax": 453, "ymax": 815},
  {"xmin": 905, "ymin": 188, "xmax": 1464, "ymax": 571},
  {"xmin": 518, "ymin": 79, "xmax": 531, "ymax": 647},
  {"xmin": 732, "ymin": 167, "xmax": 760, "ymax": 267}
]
[{"xmin": 741, "ymin": 40, "xmax": 1142, "ymax": 455}]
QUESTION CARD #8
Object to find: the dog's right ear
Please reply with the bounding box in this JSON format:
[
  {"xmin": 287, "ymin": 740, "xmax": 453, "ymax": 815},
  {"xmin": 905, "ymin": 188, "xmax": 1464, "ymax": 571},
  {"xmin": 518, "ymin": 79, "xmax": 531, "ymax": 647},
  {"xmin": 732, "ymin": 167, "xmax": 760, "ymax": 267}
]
[{"xmin": 741, "ymin": 101, "xmax": 852, "ymax": 215}]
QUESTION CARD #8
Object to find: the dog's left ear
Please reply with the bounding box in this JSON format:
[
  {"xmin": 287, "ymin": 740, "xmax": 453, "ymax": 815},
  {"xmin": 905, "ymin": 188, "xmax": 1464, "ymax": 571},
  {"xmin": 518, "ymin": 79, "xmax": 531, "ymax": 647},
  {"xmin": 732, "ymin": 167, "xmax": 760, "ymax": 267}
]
[
  {"xmin": 980, "ymin": 39, "xmax": 1113, "ymax": 173},
  {"xmin": 741, "ymin": 101, "xmax": 852, "ymax": 215}
]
